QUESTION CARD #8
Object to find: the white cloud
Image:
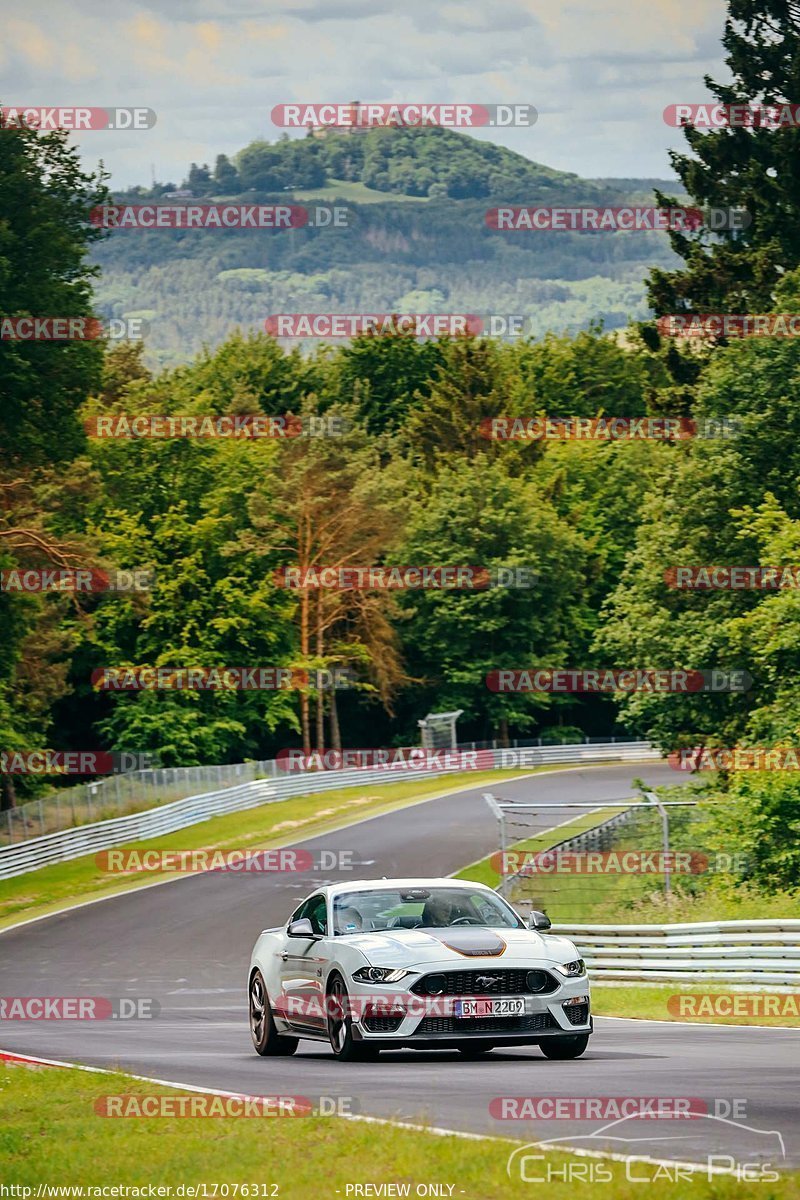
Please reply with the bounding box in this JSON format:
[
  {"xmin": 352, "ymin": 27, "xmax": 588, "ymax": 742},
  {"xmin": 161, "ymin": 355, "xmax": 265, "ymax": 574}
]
[{"xmin": 1, "ymin": 0, "xmax": 729, "ymax": 186}]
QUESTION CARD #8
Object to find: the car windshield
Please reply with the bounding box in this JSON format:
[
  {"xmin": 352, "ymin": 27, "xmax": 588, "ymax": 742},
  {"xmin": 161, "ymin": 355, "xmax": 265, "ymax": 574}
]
[{"xmin": 331, "ymin": 887, "xmax": 523, "ymax": 934}]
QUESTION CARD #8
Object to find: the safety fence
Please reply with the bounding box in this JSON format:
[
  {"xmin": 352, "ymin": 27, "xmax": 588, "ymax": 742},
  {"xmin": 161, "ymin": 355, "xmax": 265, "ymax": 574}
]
[{"xmin": 0, "ymin": 740, "xmax": 658, "ymax": 878}]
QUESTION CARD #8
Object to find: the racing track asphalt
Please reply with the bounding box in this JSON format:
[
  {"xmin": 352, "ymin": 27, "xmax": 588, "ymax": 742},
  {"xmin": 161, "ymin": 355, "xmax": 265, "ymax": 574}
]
[{"xmin": 1, "ymin": 763, "xmax": 798, "ymax": 1172}]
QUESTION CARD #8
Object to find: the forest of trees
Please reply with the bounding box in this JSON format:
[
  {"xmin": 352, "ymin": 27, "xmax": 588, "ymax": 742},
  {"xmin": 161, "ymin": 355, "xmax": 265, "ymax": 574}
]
[
  {"xmin": 2, "ymin": 1, "xmax": 800, "ymax": 892},
  {"xmin": 95, "ymin": 129, "xmax": 684, "ymax": 367},
  {"xmin": 166, "ymin": 127, "xmax": 602, "ymax": 203}
]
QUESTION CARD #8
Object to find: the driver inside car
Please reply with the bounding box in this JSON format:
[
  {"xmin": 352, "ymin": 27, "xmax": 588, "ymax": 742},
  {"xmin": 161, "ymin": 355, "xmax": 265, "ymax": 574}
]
[{"xmin": 421, "ymin": 896, "xmax": 454, "ymax": 926}]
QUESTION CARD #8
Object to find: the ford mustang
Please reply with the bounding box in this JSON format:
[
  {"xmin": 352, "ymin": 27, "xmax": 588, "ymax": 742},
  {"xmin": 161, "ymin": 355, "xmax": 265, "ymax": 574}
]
[{"xmin": 248, "ymin": 877, "xmax": 591, "ymax": 1060}]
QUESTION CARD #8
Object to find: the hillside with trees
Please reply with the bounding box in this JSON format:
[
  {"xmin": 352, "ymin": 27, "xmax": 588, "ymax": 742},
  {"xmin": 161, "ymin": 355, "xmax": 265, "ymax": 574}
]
[{"xmin": 93, "ymin": 127, "xmax": 684, "ymax": 366}]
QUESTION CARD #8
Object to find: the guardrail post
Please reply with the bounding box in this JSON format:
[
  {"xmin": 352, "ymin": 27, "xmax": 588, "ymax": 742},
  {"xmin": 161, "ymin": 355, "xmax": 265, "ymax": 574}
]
[{"xmin": 645, "ymin": 790, "xmax": 672, "ymax": 900}]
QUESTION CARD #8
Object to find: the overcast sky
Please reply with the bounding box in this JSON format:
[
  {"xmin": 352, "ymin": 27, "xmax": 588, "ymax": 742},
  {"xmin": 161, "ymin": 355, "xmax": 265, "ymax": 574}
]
[{"xmin": 3, "ymin": 0, "xmax": 730, "ymax": 188}]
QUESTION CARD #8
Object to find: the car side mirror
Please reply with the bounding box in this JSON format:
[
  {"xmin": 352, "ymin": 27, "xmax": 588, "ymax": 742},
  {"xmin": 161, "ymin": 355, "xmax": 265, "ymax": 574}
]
[
  {"xmin": 529, "ymin": 910, "xmax": 551, "ymax": 932},
  {"xmin": 287, "ymin": 918, "xmax": 316, "ymax": 938}
]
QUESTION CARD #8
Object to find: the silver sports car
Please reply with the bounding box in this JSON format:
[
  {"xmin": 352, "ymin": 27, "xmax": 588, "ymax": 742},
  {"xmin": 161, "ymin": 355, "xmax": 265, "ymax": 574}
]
[{"xmin": 248, "ymin": 877, "xmax": 591, "ymax": 1060}]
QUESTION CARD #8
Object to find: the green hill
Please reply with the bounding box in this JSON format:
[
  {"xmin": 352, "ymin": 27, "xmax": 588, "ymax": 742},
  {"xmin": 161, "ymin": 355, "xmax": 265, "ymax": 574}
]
[{"xmin": 93, "ymin": 127, "xmax": 683, "ymax": 365}]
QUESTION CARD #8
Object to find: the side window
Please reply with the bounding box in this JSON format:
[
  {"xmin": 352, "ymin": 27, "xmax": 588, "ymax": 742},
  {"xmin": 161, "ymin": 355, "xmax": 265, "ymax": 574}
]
[
  {"xmin": 289, "ymin": 894, "xmax": 327, "ymax": 935},
  {"xmin": 307, "ymin": 894, "xmax": 328, "ymax": 935}
]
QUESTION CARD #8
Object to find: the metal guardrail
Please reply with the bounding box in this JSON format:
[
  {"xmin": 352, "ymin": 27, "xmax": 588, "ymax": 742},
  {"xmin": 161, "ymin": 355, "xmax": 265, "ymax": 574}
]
[
  {"xmin": 0, "ymin": 740, "xmax": 658, "ymax": 879},
  {"xmin": 1, "ymin": 737, "xmax": 654, "ymax": 847},
  {"xmin": 553, "ymin": 920, "xmax": 800, "ymax": 985},
  {"xmin": 1, "ymin": 760, "xmax": 276, "ymax": 847}
]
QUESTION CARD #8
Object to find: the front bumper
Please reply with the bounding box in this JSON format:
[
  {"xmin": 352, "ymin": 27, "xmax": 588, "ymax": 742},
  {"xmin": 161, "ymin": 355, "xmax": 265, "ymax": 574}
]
[{"xmin": 349, "ymin": 967, "xmax": 591, "ymax": 1043}]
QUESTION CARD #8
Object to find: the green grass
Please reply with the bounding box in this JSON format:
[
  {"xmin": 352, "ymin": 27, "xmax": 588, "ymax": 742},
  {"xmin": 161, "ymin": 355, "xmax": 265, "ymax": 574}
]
[
  {"xmin": 592, "ymin": 984, "xmax": 800, "ymax": 1028},
  {"xmin": 568, "ymin": 876, "xmax": 800, "ymax": 924},
  {"xmin": 0, "ymin": 767, "xmax": 548, "ymax": 931},
  {"xmin": 2, "ymin": 1061, "xmax": 798, "ymax": 1196},
  {"xmin": 290, "ymin": 178, "xmax": 429, "ymax": 204}
]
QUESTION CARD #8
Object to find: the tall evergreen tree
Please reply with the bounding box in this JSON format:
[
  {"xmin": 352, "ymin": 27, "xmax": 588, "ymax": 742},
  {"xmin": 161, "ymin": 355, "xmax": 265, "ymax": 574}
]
[{"xmin": 648, "ymin": 1, "xmax": 800, "ymax": 317}]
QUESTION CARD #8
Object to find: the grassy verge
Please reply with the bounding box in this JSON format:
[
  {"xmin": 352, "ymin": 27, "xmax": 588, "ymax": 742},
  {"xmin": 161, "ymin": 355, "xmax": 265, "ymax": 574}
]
[
  {"xmin": 0, "ymin": 767, "xmax": 552, "ymax": 932},
  {"xmin": 2, "ymin": 1061, "xmax": 797, "ymax": 1197},
  {"xmin": 592, "ymin": 984, "xmax": 800, "ymax": 1028},
  {"xmin": 571, "ymin": 877, "xmax": 800, "ymax": 924}
]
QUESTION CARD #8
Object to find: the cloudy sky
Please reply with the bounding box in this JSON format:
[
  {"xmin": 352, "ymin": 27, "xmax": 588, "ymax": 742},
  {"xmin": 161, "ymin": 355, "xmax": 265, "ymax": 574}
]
[{"xmin": 3, "ymin": 0, "xmax": 730, "ymax": 188}]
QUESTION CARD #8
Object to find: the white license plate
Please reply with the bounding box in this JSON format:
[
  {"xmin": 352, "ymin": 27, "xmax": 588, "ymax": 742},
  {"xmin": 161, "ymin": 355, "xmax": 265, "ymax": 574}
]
[{"xmin": 454, "ymin": 997, "xmax": 526, "ymax": 1018}]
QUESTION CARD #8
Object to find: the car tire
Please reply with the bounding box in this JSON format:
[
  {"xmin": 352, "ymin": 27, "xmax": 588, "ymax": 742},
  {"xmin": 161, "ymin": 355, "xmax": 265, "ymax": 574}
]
[
  {"xmin": 539, "ymin": 1034, "xmax": 589, "ymax": 1060},
  {"xmin": 457, "ymin": 1041, "xmax": 495, "ymax": 1057},
  {"xmin": 250, "ymin": 970, "xmax": 298, "ymax": 1056},
  {"xmin": 326, "ymin": 973, "xmax": 379, "ymax": 1061}
]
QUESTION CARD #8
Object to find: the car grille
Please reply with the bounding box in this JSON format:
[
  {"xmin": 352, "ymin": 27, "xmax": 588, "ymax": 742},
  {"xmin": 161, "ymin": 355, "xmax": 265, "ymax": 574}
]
[
  {"xmin": 415, "ymin": 1012, "xmax": 558, "ymax": 1035},
  {"xmin": 363, "ymin": 1014, "xmax": 404, "ymax": 1033},
  {"xmin": 410, "ymin": 969, "xmax": 559, "ymax": 996},
  {"xmin": 564, "ymin": 1002, "xmax": 590, "ymax": 1026}
]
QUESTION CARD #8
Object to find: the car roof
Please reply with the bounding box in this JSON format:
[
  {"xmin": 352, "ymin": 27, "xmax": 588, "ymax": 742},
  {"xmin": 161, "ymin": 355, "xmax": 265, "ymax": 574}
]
[{"xmin": 324, "ymin": 878, "xmax": 494, "ymax": 897}]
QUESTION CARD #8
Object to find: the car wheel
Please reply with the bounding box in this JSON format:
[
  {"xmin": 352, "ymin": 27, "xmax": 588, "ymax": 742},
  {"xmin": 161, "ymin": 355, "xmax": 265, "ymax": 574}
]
[
  {"xmin": 457, "ymin": 1041, "xmax": 495, "ymax": 1057},
  {"xmin": 539, "ymin": 1034, "xmax": 589, "ymax": 1060},
  {"xmin": 250, "ymin": 970, "xmax": 298, "ymax": 1056},
  {"xmin": 326, "ymin": 973, "xmax": 378, "ymax": 1061}
]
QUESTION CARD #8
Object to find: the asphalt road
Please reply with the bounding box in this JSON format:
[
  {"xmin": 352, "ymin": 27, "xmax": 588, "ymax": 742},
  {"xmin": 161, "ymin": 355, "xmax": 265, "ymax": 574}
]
[{"xmin": 1, "ymin": 762, "xmax": 797, "ymax": 1173}]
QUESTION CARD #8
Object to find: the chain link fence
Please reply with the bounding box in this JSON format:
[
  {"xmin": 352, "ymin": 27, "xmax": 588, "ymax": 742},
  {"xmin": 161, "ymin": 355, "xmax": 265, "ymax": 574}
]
[
  {"xmin": 0, "ymin": 760, "xmax": 277, "ymax": 846},
  {"xmin": 485, "ymin": 793, "xmax": 745, "ymax": 923},
  {"xmin": 1, "ymin": 735, "xmax": 648, "ymax": 847}
]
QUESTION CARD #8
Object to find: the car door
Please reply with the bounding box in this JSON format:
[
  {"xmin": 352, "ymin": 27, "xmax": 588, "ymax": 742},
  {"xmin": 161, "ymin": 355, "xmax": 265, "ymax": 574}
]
[{"xmin": 278, "ymin": 892, "xmax": 330, "ymax": 1033}]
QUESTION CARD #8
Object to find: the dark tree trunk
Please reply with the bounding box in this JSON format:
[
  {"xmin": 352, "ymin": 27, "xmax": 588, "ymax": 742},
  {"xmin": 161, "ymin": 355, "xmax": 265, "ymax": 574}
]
[
  {"xmin": 0, "ymin": 775, "xmax": 17, "ymax": 811},
  {"xmin": 329, "ymin": 689, "xmax": 341, "ymax": 752}
]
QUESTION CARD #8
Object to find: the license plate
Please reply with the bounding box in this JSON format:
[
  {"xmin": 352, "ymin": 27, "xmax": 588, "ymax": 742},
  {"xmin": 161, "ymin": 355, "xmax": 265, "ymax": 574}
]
[{"xmin": 454, "ymin": 997, "xmax": 526, "ymax": 1018}]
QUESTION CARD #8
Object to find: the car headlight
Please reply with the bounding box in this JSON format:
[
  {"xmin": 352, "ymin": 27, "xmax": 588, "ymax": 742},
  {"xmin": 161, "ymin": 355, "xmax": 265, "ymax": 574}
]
[
  {"xmin": 552, "ymin": 959, "xmax": 586, "ymax": 977},
  {"xmin": 352, "ymin": 967, "xmax": 412, "ymax": 984}
]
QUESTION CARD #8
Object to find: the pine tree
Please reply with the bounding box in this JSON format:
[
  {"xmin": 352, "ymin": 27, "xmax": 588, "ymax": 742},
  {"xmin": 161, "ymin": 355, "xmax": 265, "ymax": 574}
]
[
  {"xmin": 213, "ymin": 153, "xmax": 241, "ymax": 193},
  {"xmin": 648, "ymin": 1, "xmax": 800, "ymax": 317},
  {"xmin": 186, "ymin": 162, "xmax": 213, "ymax": 195}
]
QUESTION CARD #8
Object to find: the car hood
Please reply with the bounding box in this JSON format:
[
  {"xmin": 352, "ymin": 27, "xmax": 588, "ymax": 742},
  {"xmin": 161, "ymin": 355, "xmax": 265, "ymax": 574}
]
[{"xmin": 341, "ymin": 926, "xmax": 578, "ymax": 966}]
